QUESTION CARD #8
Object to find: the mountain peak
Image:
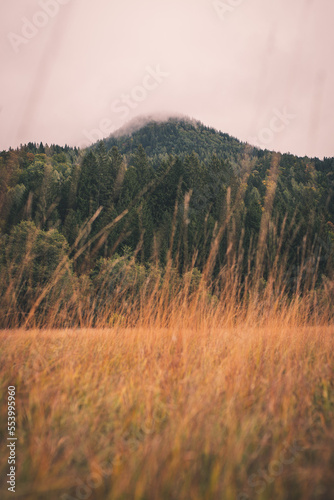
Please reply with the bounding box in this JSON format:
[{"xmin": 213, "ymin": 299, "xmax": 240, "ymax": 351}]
[
  {"xmin": 102, "ymin": 114, "xmax": 244, "ymax": 165},
  {"xmin": 111, "ymin": 113, "xmax": 201, "ymax": 139}
]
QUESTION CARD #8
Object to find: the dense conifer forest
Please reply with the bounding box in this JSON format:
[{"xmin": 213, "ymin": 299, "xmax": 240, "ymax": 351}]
[{"xmin": 1, "ymin": 117, "xmax": 333, "ymax": 326}]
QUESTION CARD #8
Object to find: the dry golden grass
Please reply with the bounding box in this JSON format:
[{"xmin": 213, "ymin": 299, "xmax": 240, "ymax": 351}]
[
  {"xmin": 1, "ymin": 319, "xmax": 333, "ymax": 500},
  {"xmin": 1, "ymin": 157, "xmax": 334, "ymax": 498}
]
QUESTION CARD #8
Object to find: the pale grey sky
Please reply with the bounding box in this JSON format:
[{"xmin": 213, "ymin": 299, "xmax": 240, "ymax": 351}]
[{"xmin": 0, "ymin": 0, "xmax": 333, "ymax": 158}]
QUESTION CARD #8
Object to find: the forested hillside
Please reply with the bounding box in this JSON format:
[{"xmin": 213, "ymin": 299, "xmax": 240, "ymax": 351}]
[
  {"xmin": 103, "ymin": 116, "xmax": 246, "ymax": 165},
  {"xmin": 1, "ymin": 117, "xmax": 334, "ymax": 326}
]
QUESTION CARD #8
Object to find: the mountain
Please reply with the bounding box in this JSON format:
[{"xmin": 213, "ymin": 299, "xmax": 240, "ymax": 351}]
[
  {"xmin": 101, "ymin": 115, "xmax": 251, "ymax": 167},
  {"xmin": 1, "ymin": 115, "xmax": 334, "ymax": 327}
]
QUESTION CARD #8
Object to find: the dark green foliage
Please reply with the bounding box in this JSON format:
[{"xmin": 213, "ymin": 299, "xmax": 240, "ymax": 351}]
[
  {"xmin": 0, "ymin": 117, "xmax": 333, "ymax": 326},
  {"xmin": 104, "ymin": 117, "xmax": 245, "ymax": 165},
  {"xmin": 0, "ymin": 221, "xmax": 73, "ymax": 326}
]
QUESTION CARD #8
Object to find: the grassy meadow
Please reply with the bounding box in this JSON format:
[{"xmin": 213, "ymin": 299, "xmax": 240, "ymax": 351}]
[
  {"xmin": 1, "ymin": 297, "xmax": 334, "ymax": 499},
  {"xmin": 1, "ymin": 147, "xmax": 334, "ymax": 499}
]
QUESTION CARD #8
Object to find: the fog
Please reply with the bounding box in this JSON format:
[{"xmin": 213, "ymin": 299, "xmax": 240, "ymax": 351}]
[{"xmin": 0, "ymin": 0, "xmax": 333, "ymax": 158}]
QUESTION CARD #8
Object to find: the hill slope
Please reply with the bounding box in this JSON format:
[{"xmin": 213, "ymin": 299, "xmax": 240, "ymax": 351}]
[
  {"xmin": 1, "ymin": 116, "xmax": 334, "ymax": 327},
  {"xmin": 102, "ymin": 116, "xmax": 251, "ymax": 166}
]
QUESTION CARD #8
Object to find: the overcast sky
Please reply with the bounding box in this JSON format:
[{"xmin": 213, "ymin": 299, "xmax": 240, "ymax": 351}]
[{"xmin": 0, "ymin": 0, "xmax": 333, "ymax": 158}]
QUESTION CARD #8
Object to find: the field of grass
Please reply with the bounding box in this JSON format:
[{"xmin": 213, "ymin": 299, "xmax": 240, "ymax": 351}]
[
  {"xmin": 1, "ymin": 319, "xmax": 333, "ymax": 500},
  {"xmin": 1, "ymin": 168, "xmax": 334, "ymax": 499}
]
